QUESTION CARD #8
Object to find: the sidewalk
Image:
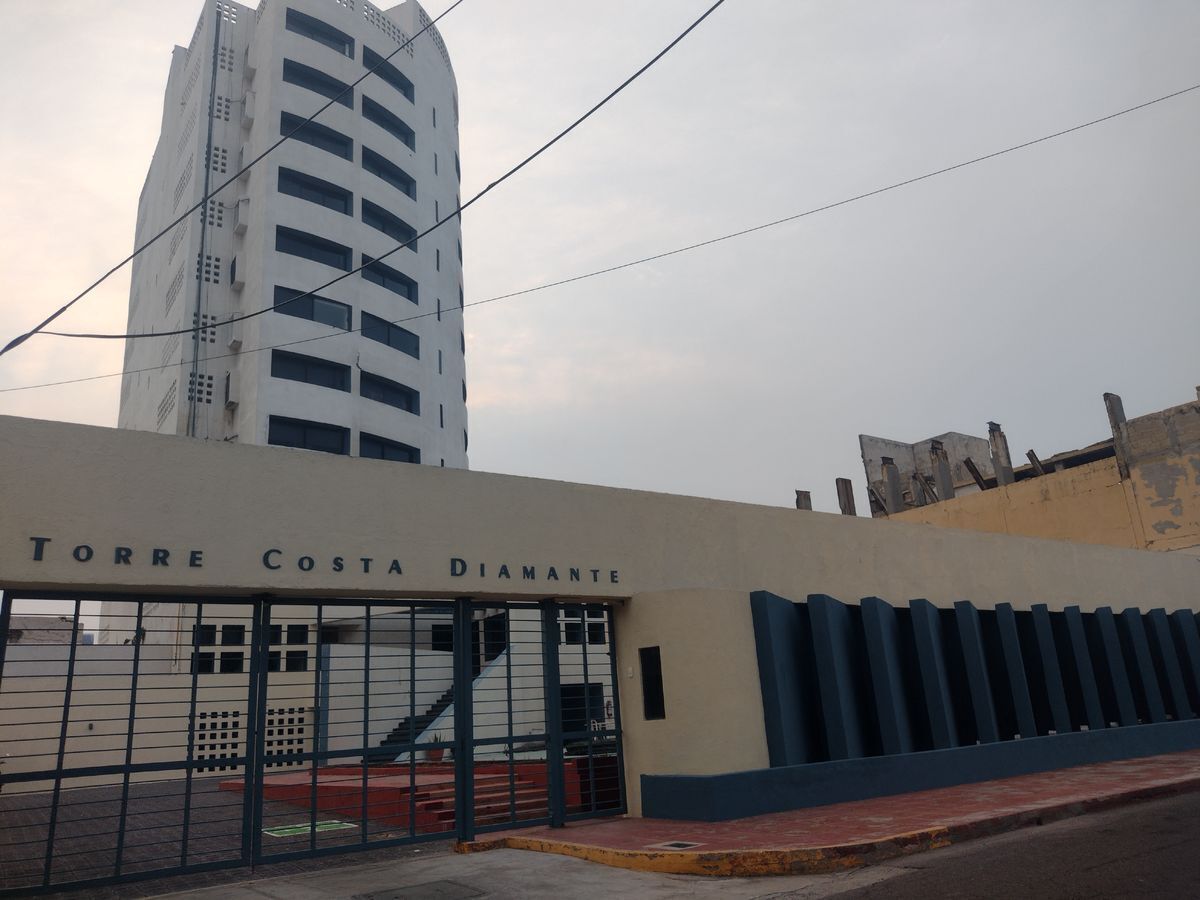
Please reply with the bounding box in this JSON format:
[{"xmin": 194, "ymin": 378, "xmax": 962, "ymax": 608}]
[{"xmin": 457, "ymin": 749, "xmax": 1200, "ymax": 876}]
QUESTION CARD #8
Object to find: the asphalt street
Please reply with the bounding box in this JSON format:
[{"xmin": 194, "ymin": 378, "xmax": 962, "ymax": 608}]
[
  {"xmin": 68, "ymin": 791, "xmax": 1200, "ymax": 899},
  {"xmin": 828, "ymin": 792, "xmax": 1200, "ymax": 900}
]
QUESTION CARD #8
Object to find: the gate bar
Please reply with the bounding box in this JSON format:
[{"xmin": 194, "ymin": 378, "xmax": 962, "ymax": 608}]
[
  {"xmin": 0, "ymin": 591, "xmax": 12, "ymax": 695},
  {"xmin": 504, "ymin": 609, "xmax": 516, "ymax": 821},
  {"xmin": 361, "ymin": 605, "xmax": 372, "ymax": 843},
  {"xmin": 607, "ymin": 604, "xmax": 628, "ymax": 813},
  {"xmin": 408, "ymin": 604, "xmax": 417, "ymax": 837},
  {"xmin": 247, "ymin": 600, "xmax": 271, "ymax": 864},
  {"xmin": 114, "ymin": 602, "xmax": 146, "ymax": 876},
  {"xmin": 453, "ymin": 597, "xmax": 475, "ymax": 841},
  {"xmin": 580, "ymin": 606, "xmax": 597, "ymax": 813},
  {"xmin": 540, "ymin": 601, "xmax": 565, "ymax": 828},
  {"xmin": 309, "ymin": 605, "xmax": 324, "ymax": 852},
  {"xmin": 180, "ymin": 602, "xmax": 205, "ymax": 865},
  {"xmin": 42, "ymin": 598, "xmax": 82, "ymax": 886}
]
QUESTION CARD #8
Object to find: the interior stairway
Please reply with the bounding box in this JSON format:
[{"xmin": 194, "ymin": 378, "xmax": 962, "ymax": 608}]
[{"xmin": 366, "ymin": 685, "xmax": 455, "ymax": 761}]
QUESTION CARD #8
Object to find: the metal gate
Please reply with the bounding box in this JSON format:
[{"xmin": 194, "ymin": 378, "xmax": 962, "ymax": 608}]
[{"xmin": 0, "ymin": 591, "xmax": 624, "ymax": 895}]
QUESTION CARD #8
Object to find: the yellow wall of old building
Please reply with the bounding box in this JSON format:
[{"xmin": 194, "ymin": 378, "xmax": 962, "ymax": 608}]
[
  {"xmin": 890, "ymin": 402, "xmax": 1200, "ymax": 557},
  {"xmin": 891, "ymin": 458, "xmax": 1141, "ymax": 549}
]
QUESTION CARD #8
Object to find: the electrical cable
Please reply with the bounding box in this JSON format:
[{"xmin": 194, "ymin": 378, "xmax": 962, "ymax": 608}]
[
  {"xmin": 35, "ymin": 0, "xmax": 731, "ymax": 344},
  {"xmin": 0, "ymin": 0, "xmax": 467, "ymax": 359},
  {"xmin": 1, "ymin": 78, "xmax": 1196, "ymax": 395}
]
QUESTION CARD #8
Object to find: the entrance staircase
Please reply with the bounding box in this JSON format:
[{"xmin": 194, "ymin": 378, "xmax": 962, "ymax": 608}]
[
  {"xmin": 367, "ymin": 686, "xmax": 455, "ymax": 762},
  {"xmin": 223, "ymin": 764, "xmax": 550, "ymax": 832}
]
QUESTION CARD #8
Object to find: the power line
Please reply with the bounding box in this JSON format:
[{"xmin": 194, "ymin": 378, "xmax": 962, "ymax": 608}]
[
  {"xmin": 0, "ymin": 0, "xmax": 467, "ymax": 360},
  {"xmin": 2, "ymin": 78, "xmax": 1197, "ymax": 396},
  {"xmin": 36, "ymin": 0, "xmax": 731, "ymax": 345}
]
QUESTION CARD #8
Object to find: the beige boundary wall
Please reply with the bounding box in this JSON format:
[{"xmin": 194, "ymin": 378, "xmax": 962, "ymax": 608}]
[{"xmin": 3, "ymin": 415, "xmax": 1200, "ymax": 811}]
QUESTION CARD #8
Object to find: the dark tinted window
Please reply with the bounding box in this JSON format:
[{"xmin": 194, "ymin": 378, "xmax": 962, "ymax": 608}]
[
  {"xmin": 221, "ymin": 624, "xmax": 245, "ymax": 645},
  {"xmin": 273, "ymin": 286, "xmax": 351, "ymax": 330},
  {"xmin": 363, "ymin": 46, "xmax": 415, "ymax": 101},
  {"xmin": 268, "ymin": 416, "xmax": 349, "ymax": 455},
  {"xmin": 361, "ymin": 198, "xmax": 417, "ymax": 247},
  {"xmin": 361, "ymin": 311, "xmax": 419, "ymax": 358},
  {"xmin": 278, "ymin": 167, "xmax": 352, "ymax": 215},
  {"xmin": 361, "ymin": 254, "xmax": 417, "ymax": 302},
  {"xmin": 271, "ymin": 349, "xmax": 350, "ymax": 391},
  {"xmin": 360, "ymin": 371, "xmax": 420, "ymax": 414},
  {"xmin": 276, "ymin": 226, "xmax": 351, "ymax": 270},
  {"xmin": 360, "ymin": 432, "xmax": 421, "ymax": 464},
  {"xmin": 281, "ymin": 111, "xmax": 353, "ymax": 159},
  {"xmin": 639, "ymin": 646, "xmax": 666, "ymax": 720},
  {"xmin": 283, "ymin": 59, "xmax": 352, "ymax": 107},
  {"xmin": 362, "ymin": 96, "xmax": 415, "ymax": 149},
  {"xmin": 362, "ymin": 147, "xmax": 416, "ymax": 198},
  {"xmin": 286, "ymin": 8, "xmax": 354, "ymax": 57}
]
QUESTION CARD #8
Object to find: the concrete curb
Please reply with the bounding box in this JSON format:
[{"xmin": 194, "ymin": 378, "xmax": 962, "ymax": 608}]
[{"xmin": 454, "ymin": 775, "xmax": 1200, "ymax": 876}]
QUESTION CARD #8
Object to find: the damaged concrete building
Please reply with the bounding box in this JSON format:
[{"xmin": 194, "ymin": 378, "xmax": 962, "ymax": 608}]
[{"xmin": 857, "ymin": 387, "xmax": 1200, "ymax": 556}]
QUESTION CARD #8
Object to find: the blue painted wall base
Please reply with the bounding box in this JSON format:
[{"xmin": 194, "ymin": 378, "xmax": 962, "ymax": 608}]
[{"xmin": 641, "ymin": 717, "xmax": 1200, "ymax": 822}]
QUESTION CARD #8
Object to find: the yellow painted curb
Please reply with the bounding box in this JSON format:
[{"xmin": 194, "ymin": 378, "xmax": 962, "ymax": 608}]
[{"xmin": 455, "ymin": 826, "xmax": 952, "ymax": 877}]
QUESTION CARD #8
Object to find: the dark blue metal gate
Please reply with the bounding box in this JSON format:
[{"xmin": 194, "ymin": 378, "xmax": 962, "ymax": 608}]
[{"xmin": 0, "ymin": 591, "xmax": 624, "ymax": 895}]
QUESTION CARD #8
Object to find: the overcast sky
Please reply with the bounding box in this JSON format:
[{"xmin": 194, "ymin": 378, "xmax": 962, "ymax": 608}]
[{"xmin": 0, "ymin": 0, "xmax": 1196, "ymax": 513}]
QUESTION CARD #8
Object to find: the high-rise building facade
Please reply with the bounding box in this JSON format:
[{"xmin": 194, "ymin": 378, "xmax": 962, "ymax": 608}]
[{"xmin": 119, "ymin": 0, "xmax": 467, "ymax": 469}]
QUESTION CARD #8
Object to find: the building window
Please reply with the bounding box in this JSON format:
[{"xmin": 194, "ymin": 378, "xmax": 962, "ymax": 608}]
[
  {"xmin": 562, "ymin": 610, "xmax": 583, "ymax": 645},
  {"xmin": 436, "ymin": 298, "xmax": 441, "ymax": 322},
  {"xmin": 285, "ymin": 8, "xmax": 354, "ymax": 57},
  {"xmin": 362, "ymin": 310, "xmax": 419, "ymax": 358},
  {"xmin": 639, "ymin": 646, "xmax": 666, "ymax": 720},
  {"xmin": 271, "ymin": 349, "xmax": 351, "ymax": 391},
  {"xmin": 361, "ymin": 254, "xmax": 417, "ymax": 302},
  {"xmin": 361, "ymin": 198, "xmax": 417, "ymax": 247},
  {"xmin": 363, "ymin": 46, "xmax": 414, "ymax": 101},
  {"xmin": 439, "ymin": 403, "xmax": 444, "ymax": 428},
  {"xmin": 191, "ymin": 651, "xmax": 216, "ymax": 674},
  {"xmin": 273, "ymin": 285, "xmax": 351, "ymax": 330},
  {"xmin": 192, "ymin": 624, "xmax": 217, "ymax": 645},
  {"xmin": 281, "ymin": 111, "xmax": 353, "ymax": 160},
  {"xmin": 219, "ymin": 651, "xmax": 245, "ymax": 674},
  {"xmin": 278, "ymin": 167, "xmax": 353, "ymax": 215},
  {"xmin": 268, "ymin": 415, "xmax": 349, "ymax": 455},
  {"xmin": 269, "ymin": 625, "xmax": 283, "ymax": 644},
  {"xmin": 221, "ymin": 624, "xmax": 245, "ymax": 646},
  {"xmin": 437, "ymin": 349, "xmax": 442, "ymax": 374},
  {"xmin": 268, "ymin": 651, "xmax": 281, "ymax": 673},
  {"xmin": 362, "ymin": 96, "xmax": 415, "ymax": 149},
  {"xmin": 361, "ymin": 432, "xmax": 421, "ymax": 464},
  {"xmin": 276, "ymin": 226, "xmax": 352, "ymax": 270},
  {"xmin": 360, "ymin": 371, "xmax": 420, "ymax": 414},
  {"xmin": 435, "ymin": 248, "xmax": 440, "ymax": 271},
  {"xmin": 285, "ymin": 649, "xmax": 309, "ymax": 672},
  {"xmin": 362, "ymin": 147, "xmax": 416, "ymax": 199},
  {"xmin": 434, "ymin": 153, "xmax": 438, "ymax": 176},
  {"xmin": 287, "ymin": 624, "xmax": 309, "ymax": 645},
  {"xmin": 431, "ymin": 623, "xmax": 453, "ymax": 653},
  {"xmin": 282, "ymin": 59, "xmax": 353, "ymax": 107}
]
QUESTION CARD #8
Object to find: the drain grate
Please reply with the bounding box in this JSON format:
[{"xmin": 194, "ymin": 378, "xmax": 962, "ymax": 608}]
[{"xmin": 644, "ymin": 840, "xmax": 703, "ymax": 850}]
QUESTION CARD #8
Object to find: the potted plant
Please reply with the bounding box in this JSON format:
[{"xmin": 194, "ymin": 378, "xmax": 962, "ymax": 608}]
[{"xmin": 424, "ymin": 733, "xmax": 445, "ymax": 763}]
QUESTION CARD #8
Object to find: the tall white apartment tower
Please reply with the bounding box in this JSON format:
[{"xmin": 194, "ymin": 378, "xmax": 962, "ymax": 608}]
[{"xmin": 119, "ymin": 0, "xmax": 468, "ymax": 468}]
